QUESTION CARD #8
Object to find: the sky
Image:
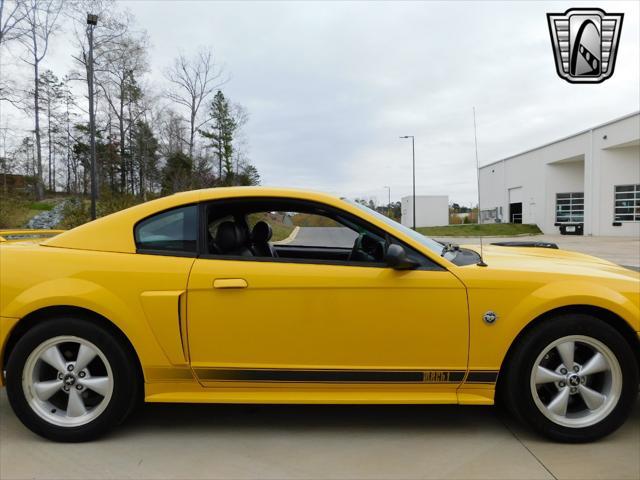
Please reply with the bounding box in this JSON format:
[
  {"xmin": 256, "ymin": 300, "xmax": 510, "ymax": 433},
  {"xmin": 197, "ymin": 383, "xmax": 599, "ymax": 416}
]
[{"xmin": 3, "ymin": 0, "xmax": 639, "ymax": 205}]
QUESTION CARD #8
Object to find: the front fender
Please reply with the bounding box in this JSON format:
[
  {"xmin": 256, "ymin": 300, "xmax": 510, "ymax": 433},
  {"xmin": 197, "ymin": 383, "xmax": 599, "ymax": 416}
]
[
  {"xmin": 510, "ymin": 280, "xmax": 639, "ymax": 332},
  {"xmin": 468, "ymin": 279, "xmax": 639, "ymax": 371}
]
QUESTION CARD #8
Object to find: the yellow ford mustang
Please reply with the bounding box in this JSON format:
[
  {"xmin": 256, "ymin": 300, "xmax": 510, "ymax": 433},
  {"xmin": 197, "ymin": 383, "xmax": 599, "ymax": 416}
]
[{"xmin": 1, "ymin": 187, "xmax": 638, "ymax": 442}]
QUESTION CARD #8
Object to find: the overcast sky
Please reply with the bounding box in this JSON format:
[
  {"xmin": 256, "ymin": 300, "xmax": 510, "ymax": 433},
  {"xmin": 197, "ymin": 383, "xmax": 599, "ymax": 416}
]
[{"xmin": 3, "ymin": 1, "xmax": 639, "ymax": 205}]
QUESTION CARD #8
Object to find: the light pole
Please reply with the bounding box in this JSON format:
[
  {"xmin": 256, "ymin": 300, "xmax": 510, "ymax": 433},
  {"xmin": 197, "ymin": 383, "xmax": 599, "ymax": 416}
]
[
  {"xmin": 87, "ymin": 13, "xmax": 98, "ymax": 220},
  {"xmin": 399, "ymin": 135, "xmax": 416, "ymax": 230},
  {"xmin": 384, "ymin": 186, "xmax": 391, "ymax": 218}
]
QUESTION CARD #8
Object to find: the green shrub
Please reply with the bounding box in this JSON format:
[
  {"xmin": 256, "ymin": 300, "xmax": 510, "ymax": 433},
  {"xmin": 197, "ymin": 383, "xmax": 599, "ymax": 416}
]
[
  {"xmin": 59, "ymin": 194, "xmax": 144, "ymax": 229},
  {"xmin": 97, "ymin": 193, "xmax": 142, "ymax": 217},
  {"xmin": 59, "ymin": 198, "xmax": 91, "ymax": 229}
]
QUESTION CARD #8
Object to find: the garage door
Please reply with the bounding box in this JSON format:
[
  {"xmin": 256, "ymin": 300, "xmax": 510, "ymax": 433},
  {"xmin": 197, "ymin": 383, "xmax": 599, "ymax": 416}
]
[{"xmin": 508, "ymin": 187, "xmax": 523, "ymax": 204}]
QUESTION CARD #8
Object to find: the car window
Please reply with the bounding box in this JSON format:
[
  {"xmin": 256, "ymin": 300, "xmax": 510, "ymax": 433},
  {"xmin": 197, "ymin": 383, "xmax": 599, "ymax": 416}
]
[
  {"xmin": 203, "ymin": 199, "xmax": 389, "ymax": 265},
  {"xmin": 247, "ymin": 211, "xmax": 355, "ymax": 247},
  {"xmin": 346, "ymin": 199, "xmax": 444, "ymax": 256},
  {"xmin": 135, "ymin": 205, "xmax": 197, "ymax": 254}
]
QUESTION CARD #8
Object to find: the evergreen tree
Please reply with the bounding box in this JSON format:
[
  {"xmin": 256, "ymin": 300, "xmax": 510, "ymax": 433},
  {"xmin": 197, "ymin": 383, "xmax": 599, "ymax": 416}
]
[
  {"xmin": 161, "ymin": 151, "xmax": 192, "ymax": 194},
  {"xmin": 200, "ymin": 90, "xmax": 236, "ymax": 185},
  {"xmin": 236, "ymin": 164, "xmax": 260, "ymax": 186},
  {"xmin": 133, "ymin": 120, "xmax": 159, "ymax": 198}
]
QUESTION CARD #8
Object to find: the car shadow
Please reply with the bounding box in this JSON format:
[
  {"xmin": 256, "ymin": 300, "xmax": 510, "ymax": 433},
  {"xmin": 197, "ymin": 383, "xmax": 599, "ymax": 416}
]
[{"xmin": 115, "ymin": 402, "xmax": 505, "ymax": 438}]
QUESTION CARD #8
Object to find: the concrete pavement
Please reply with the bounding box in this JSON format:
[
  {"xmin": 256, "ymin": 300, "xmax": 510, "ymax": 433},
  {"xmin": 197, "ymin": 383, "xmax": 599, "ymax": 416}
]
[
  {"xmin": 285, "ymin": 226, "xmax": 357, "ymax": 248},
  {"xmin": 1, "ymin": 390, "xmax": 638, "ymax": 479}
]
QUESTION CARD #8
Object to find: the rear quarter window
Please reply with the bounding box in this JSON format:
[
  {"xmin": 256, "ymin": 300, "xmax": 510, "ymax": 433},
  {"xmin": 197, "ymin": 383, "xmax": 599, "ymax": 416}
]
[{"xmin": 134, "ymin": 205, "xmax": 197, "ymax": 254}]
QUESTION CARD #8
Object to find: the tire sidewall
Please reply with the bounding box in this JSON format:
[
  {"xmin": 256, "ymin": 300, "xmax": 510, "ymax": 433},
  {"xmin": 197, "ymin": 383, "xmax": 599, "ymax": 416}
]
[
  {"xmin": 6, "ymin": 317, "xmax": 137, "ymax": 442},
  {"xmin": 509, "ymin": 314, "xmax": 638, "ymax": 443}
]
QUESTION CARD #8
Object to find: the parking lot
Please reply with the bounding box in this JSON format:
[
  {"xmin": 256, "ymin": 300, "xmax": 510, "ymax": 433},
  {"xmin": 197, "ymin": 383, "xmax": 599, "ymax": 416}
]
[
  {"xmin": 1, "ymin": 234, "xmax": 638, "ymax": 480},
  {"xmin": 1, "ymin": 391, "xmax": 638, "ymax": 480}
]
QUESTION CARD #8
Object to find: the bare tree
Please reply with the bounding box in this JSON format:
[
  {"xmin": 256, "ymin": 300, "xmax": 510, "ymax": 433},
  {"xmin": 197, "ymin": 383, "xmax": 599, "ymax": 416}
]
[
  {"xmin": 59, "ymin": 76, "xmax": 77, "ymax": 193},
  {"xmin": 38, "ymin": 69, "xmax": 63, "ymax": 191},
  {"xmin": 96, "ymin": 29, "xmax": 149, "ymax": 192},
  {"xmin": 158, "ymin": 107, "xmax": 187, "ymax": 157},
  {"xmin": 0, "ymin": 75, "xmax": 23, "ymax": 107},
  {"xmin": 164, "ymin": 48, "xmax": 225, "ymax": 160},
  {"xmin": 0, "ymin": 1, "xmax": 28, "ymax": 109},
  {"xmin": 0, "ymin": 122, "xmax": 18, "ymax": 194},
  {"xmin": 230, "ymin": 102, "xmax": 250, "ymax": 183},
  {"xmin": 18, "ymin": 0, "xmax": 64, "ymax": 199},
  {"xmin": 67, "ymin": 1, "xmax": 129, "ymax": 197},
  {"xmin": 0, "ymin": 0, "xmax": 27, "ymax": 45},
  {"xmin": 68, "ymin": 0, "xmax": 125, "ymax": 83}
]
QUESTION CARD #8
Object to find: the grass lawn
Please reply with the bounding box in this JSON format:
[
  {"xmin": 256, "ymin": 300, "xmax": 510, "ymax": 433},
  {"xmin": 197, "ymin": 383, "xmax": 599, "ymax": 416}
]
[
  {"xmin": 27, "ymin": 201, "xmax": 54, "ymax": 211},
  {"xmin": 270, "ymin": 222, "xmax": 295, "ymax": 242},
  {"xmin": 417, "ymin": 223, "xmax": 542, "ymax": 237}
]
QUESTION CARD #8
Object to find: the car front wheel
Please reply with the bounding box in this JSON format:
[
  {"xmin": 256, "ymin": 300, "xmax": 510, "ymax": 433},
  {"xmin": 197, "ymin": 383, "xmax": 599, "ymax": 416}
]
[
  {"xmin": 6, "ymin": 317, "xmax": 139, "ymax": 442},
  {"xmin": 505, "ymin": 314, "xmax": 639, "ymax": 442}
]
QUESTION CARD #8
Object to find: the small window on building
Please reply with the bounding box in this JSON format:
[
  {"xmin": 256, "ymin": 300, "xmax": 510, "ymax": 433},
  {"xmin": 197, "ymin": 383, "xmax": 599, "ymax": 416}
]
[
  {"xmin": 555, "ymin": 192, "xmax": 584, "ymax": 224},
  {"xmin": 614, "ymin": 184, "xmax": 640, "ymax": 222},
  {"xmin": 135, "ymin": 205, "xmax": 198, "ymax": 254}
]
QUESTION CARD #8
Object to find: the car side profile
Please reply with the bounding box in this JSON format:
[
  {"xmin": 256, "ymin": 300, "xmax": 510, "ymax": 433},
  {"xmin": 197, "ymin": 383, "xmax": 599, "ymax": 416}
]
[{"xmin": 1, "ymin": 187, "xmax": 638, "ymax": 442}]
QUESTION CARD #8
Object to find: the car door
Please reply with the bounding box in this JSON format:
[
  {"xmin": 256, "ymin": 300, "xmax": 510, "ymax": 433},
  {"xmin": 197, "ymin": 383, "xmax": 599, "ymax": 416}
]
[{"xmin": 186, "ymin": 199, "xmax": 469, "ymax": 390}]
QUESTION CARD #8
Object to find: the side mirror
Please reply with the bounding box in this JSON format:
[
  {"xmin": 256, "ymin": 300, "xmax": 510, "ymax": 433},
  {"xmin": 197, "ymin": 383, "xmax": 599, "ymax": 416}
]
[{"xmin": 385, "ymin": 244, "xmax": 419, "ymax": 270}]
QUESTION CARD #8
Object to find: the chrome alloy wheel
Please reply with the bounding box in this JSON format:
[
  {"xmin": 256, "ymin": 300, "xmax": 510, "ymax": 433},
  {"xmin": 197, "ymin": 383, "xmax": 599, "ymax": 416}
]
[
  {"xmin": 530, "ymin": 335, "xmax": 622, "ymax": 428},
  {"xmin": 22, "ymin": 336, "xmax": 114, "ymax": 427}
]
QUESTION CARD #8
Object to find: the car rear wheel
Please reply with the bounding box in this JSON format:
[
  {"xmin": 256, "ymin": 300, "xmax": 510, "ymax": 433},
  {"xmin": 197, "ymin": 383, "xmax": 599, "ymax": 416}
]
[
  {"xmin": 6, "ymin": 317, "xmax": 139, "ymax": 442},
  {"xmin": 504, "ymin": 314, "xmax": 638, "ymax": 442}
]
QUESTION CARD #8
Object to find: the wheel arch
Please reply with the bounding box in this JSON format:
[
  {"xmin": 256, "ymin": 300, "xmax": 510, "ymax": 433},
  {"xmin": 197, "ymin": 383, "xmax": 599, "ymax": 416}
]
[
  {"xmin": 2, "ymin": 305, "xmax": 144, "ymax": 390},
  {"xmin": 495, "ymin": 304, "xmax": 640, "ymax": 405}
]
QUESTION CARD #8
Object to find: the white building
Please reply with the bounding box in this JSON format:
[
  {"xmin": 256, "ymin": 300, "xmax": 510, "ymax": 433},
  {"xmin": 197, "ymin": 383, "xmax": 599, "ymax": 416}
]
[
  {"xmin": 401, "ymin": 195, "xmax": 449, "ymax": 228},
  {"xmin": 479, "ymin": 112, "xmax": 640, "ymax": 237}
]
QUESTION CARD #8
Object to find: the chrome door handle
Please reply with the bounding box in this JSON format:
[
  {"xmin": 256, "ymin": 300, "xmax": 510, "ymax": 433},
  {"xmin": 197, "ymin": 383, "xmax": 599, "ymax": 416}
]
[{"xmin": 213, "ymin": 278, "xmax": 248, "ymax": 289}]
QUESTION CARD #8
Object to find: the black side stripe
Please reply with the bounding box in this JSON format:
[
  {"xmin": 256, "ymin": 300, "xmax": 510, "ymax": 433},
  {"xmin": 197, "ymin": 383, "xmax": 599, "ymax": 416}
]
[
  {"xmin": 195, "ymin": 368, "xmax": 471, "ymax": 384},
  {"xmin": 198, "ymin": 369, "xmax": 421, "ymax": 383},
  {"xmin": 465, "ymin": 371, "xmax": 499, "ymax": 383}
]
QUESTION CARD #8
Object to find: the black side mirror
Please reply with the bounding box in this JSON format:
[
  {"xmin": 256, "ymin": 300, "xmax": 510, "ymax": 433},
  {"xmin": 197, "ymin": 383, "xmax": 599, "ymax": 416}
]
[{"xmin": 385, "ymin": 244, "xmax": 419, "ymax": 270}]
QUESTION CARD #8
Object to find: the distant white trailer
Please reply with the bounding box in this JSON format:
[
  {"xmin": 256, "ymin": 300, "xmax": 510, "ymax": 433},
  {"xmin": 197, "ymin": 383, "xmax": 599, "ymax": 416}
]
[{"xmin": 401, "ymin": 195, "xmax": 449, "ymax": 228}]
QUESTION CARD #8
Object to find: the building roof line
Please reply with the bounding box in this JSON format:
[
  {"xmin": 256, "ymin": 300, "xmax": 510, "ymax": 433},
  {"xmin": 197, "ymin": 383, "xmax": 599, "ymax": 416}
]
[{"xmin": 480, "ymin": 110, "xmax": 640, "ymax": 170}]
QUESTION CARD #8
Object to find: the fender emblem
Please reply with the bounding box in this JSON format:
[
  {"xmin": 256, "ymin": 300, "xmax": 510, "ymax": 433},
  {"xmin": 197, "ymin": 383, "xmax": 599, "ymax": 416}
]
[{"xmin": 483, "ymin": 311, "xmax": 498, "ymax": 325}]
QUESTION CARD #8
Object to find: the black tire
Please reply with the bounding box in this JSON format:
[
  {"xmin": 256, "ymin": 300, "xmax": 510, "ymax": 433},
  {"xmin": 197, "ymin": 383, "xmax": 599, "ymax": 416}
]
[
  {"xmin": 6, "ymin": 316, "xmax": 140, "ymax": 442},
  {"xmin": 503, "ymin": 314, "xmax": 638, "ymax": 443}
]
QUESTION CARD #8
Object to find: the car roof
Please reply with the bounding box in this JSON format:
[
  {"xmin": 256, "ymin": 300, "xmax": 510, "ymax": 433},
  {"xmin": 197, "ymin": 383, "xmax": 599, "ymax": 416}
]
[{"xmin": 42, "ymin": 187, "xmax": 347, "ymax": 254}]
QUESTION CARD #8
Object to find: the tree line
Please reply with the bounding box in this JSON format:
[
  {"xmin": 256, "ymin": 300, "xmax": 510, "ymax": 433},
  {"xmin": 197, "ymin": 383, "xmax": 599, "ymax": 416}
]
[{"xmin": 0, "ymin": 0, "xmax": 260, "ymax": 205}]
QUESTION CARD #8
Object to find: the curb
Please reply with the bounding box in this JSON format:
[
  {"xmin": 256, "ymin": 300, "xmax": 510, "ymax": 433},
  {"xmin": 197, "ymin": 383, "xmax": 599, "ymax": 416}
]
[
  {"xmin": 273, "ymin": 226, "xmax": 300, "ymax": 245},
  {"xmin": 430, "ymin": 233, "xmax": 543, "ymax": 239}
]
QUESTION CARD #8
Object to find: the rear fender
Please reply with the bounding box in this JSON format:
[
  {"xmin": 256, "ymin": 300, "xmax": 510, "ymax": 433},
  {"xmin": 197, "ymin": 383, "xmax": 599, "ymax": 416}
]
[{"xmin": 2, "ymin": 278, "xmax": 173, "ymax": 371}]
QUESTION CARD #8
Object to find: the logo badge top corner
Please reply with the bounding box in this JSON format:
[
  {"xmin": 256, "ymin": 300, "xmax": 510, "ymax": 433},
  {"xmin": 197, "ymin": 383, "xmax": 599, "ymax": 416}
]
[{"xmin": 547, "ymin": 8, "xmax": 623, "ymax": 84}]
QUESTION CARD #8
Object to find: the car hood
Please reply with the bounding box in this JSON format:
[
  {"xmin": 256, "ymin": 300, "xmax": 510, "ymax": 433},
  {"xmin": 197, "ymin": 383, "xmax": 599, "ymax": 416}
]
[{"xmin": 461, "ymin": 244, "xmax": 639, "ymax": 280}]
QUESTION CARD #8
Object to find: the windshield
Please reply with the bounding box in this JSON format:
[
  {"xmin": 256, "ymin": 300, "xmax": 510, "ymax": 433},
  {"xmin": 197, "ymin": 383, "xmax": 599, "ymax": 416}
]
[{"xmin": 346, "ymin": 200, "xmax": 444, "ymax": 255}]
